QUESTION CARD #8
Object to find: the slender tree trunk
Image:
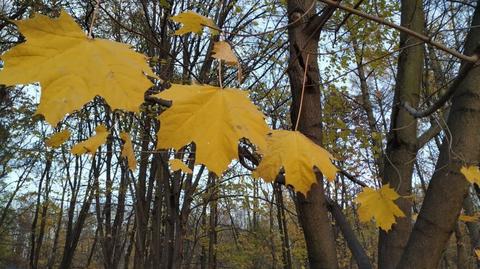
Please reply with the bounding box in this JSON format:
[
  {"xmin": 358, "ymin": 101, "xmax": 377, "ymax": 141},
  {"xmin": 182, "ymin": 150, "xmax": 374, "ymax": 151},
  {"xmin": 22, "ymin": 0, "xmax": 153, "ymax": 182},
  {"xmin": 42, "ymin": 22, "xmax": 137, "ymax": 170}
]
[
  {"xmin": 352, "ymin": 38, "xmax": 384, "ymax": 176},
  {"xmin": 30, "ymin": 154, "xmax": 52, "ymax": 269},
  {"xmin": 327, "ymin": 199, "xmax": 372, "ymax": 269},
  {"xmin": 133, "ymin": 119, "xmax": 152, "ymax": 269},
  {"xmin": 378, "ymin": 0, "xmax": 424, "ymax": 268},
  {"xmin": 207, "ymin": 174, "xmax": 218, "ymax": 269},
  {"xmin": 34, "ymin": 168, "xmax": 52, "ymax": 268},
  {"xmin": 47, "ymin": 176, "xmax": 67, "ymax": 269},
  {"xmin": 275, "ymin": 184, "xmax": 292, "ymax": 269},
  {"xmin": 201, "ymin": 209, "xmax": 207, "ymax": 269},
  {"xmin": 59, "ymin": 157, "xmax": 98, "ymax": 269}
]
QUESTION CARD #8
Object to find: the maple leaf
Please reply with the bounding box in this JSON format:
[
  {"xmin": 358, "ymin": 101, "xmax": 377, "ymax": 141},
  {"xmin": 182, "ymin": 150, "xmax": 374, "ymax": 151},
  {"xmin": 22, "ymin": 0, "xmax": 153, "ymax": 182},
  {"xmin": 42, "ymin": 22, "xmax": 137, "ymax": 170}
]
[
  {"xmin": 0, "ymin": 11, "xmax": 156, "ymax": 125},
  {"xmin": 171, "ymin": 11, "xmax": 219, "ymax": 35},
  {"xmin": 461, "ymin": 165, "xmax": 480, "ymax": 185},
  {"xmin": 253, "ymin": 130, "xmax": 338, "ymax": 195},
  {"xmin": 169, "ymin": 159, "xmax": 193, "ymax": 174},
  {"xmin": 355, "ymin": 184, "xmax": 405, "ymax": 232},
  {"xmin": 120, "ymin": 132, "xmax": 137, "ymax": 171},
  {"xmin": 155, "ymin": 84, "xmax": 269, "ymax": 175},
  {"xmin": 45, "ymin": 129, "xmax": 70, "ymax": 148},
  {"xmin": 459, "ymin": 214, "xmax": 479, "ymax": 222},
  {"xmin": 71, "ymin": 125, "xmax": 109, "ymax": 155},
  {"xmin": 212, "ymin": 41, "xmax": 238, "ymax": 65}
]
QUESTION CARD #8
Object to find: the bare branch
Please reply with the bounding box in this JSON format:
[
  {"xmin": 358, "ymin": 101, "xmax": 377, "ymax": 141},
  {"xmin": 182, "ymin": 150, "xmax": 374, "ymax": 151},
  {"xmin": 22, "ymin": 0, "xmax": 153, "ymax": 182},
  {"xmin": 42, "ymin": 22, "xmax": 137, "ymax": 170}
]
[{"xmin": 318, "ymin": 0, "xmax": 478, "ymax": 63}]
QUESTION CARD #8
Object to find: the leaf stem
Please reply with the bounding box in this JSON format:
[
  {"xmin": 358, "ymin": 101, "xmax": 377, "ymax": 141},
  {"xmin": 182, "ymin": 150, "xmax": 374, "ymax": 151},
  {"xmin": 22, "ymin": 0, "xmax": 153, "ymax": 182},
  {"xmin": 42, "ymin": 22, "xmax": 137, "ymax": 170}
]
[
  {"xmin": 218, "ymin": 60, "xmax": 223, "ymax": 88},
  {"xmin": 295, "ymin": 53, "xmax": 310, "ymax": 131},
  {"xmin": 88, "ymin": 0, "xmax": 100, "ymax": 38}
]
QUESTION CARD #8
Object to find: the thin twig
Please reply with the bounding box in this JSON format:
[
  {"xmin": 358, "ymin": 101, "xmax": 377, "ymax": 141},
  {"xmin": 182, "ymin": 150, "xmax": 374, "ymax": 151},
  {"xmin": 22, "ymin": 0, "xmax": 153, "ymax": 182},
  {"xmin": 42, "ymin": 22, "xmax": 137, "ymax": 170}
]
[{"xmin": 203, "ymin": 1, "xmax": 317, "ymax": 38}]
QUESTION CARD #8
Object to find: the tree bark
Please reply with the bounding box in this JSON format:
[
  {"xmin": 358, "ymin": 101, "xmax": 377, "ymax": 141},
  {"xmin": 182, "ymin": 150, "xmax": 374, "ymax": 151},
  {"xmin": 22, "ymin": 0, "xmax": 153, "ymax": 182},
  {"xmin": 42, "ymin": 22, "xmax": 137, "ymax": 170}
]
[
  {"xmin": 326, "ymin": 198, "xmax": 372, "ymax": 269},
  {"xmin": 397, "ymin": 2, "xmax": 480, "ymax": 268},
  {"xmin": 378, "ymin": 0, "xmax": 424, "ymax": 268},
  {"xmin": 287, "ymin": 1, "xmax": 339, "ymax": 268},
  {"xmin": 463, "ymin": 190, "xmax": 480, "ymax": 268},
  {"xmin": 275, "ymin": 184, "xmax": 293, "ymax": 269},
  {"xmin": 455, "ymin": 222, "xmax": 469, "ymax": 269}
]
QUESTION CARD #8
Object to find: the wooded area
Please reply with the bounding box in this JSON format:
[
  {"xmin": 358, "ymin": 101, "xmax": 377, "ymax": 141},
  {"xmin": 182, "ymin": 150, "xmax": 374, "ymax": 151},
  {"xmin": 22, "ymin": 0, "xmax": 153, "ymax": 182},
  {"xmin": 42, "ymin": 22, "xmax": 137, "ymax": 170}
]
[{"xmin": 1, "ymin": 0, "xmax": 480, "ymax": 268}]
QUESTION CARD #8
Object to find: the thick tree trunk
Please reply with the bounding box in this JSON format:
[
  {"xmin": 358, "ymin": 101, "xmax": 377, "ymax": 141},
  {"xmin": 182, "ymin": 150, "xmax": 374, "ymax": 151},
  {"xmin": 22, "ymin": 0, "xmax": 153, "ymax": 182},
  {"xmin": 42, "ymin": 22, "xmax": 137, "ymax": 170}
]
[
  {"xmin": 287, "ymin": 1, "xmax": 339, "ymax": 268},
  {"xmin": 397, "ymin": 2, "xmax": 480, "ymax": 268},
  {"xmin": 377, "ymin": 0, "xmax": 424, "ymax": 268}
]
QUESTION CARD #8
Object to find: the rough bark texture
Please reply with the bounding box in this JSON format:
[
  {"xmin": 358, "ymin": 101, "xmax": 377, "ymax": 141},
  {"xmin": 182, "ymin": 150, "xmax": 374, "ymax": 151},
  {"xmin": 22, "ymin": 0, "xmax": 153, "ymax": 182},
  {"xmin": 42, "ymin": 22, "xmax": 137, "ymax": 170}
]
[
  {"xmin": 455, "ymin": 223, "xmax": 469, "ymax": 269},
  {"xmin": 378, "ymin": 0, "xmax": 424, "ymax": 268},
  {"xmin": 397, "ymin": 2, "xmax": 480, "ymax": 268},
  {"xmin": 287, "ymin": 1, "xmax": 338, "ymax": 268}
]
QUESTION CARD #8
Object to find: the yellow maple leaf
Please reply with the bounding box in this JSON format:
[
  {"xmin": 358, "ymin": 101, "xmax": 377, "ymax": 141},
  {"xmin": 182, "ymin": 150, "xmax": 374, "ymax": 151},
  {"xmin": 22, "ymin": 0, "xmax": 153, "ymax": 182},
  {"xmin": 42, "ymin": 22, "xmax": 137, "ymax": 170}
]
[
  {"xmin": 169, "ymin": 159, "xmax": 193, "ymax": 174},
  {"xmin": 0, "ymin": 11, "xmax": 156, "ymax": 125},
  {"xmin": 71, "ymin": 125, "xmax": 109, "ymax": 155},
  {"xmin": 459, "ymin": 214, "xmax": 479, "ymax": 222},
  {"xmin": 212, "ymin": 41, "xmax": 238, "ymax": 65},
  {"xmin": 475, "ymin": 249, "xmax": 480, "ymax": 260},
  {"xmin": 120, "ymin": 132, "xmax": 137, "ymax": 171},
  {"xmin": 253, "ymin": 130, "xmax": 338, "ymax": 195},
  {"xmin": 461, "ymin": 165, "xmax": 480, "ymax": 185},
  {"xmin": 355, "ymin": 184, "xmax": 405, "ymax": 231},
  {"xmin": 171, "ymin": 11, "xmax": 219, "ymax": 35},
  {"xmin": 45, "ymin": 129, "xmax": 71, "ymax": 148},
  {"xmin": 155, "ymin": 84, "xmax": 269, "ymax": 175}
]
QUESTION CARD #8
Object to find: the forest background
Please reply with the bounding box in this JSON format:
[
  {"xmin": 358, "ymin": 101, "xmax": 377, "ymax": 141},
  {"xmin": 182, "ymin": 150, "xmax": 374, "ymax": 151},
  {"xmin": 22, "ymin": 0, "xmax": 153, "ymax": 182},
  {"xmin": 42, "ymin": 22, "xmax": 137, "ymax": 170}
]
[{"xmin": 1, "ymin": 0, "xmax": 480, "ymax": 269}]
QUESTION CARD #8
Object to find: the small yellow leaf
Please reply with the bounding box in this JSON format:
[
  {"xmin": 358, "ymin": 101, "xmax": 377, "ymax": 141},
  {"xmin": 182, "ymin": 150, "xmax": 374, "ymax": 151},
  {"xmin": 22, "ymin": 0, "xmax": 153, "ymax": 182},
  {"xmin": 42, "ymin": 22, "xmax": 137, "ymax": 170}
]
[
  {"xmin": 475, "ymin": 249, "xmax": 480, "ymax": 260},
  {"xmin": 71, "ymin": 125, "xmax": 109, "ymax": 155},
  {"xmin": 253, "ymin": 130, "xmax": 338, "ymax": 195},
  {"xmin": 212, "ymin": 41, "xmax": 238, "ymax": 65},
  {"xmin": 45, "ymin": 129, "xmax": 71, "ymax": 148},
  {"xmin": 120, "ymin": 132, "xmax": 137, "ymax": 171},
  {"xmin": 155, "ymin": 84, "xmax": 269, "ymax": 175},
  {"xmin": 169, "ymin": 159, "xmax": 193, "ymax": 174},
  {"xmin": 355, "ymin": 184, "xmax": 405, "ymax": 232},
  {"xmin": 459, "ymin": 214, "xmax": 479, "ymax": 222},
  {"xmin": 171, "ymin": 11, "xmax": 219, "ymax": 35},
  {"xmin": 461, "ymin": 166, "xmax": 480, "ymax": 185},
  {"xmin": 0, "ymin": 11, "xmax": 156, "ymax": 125}
]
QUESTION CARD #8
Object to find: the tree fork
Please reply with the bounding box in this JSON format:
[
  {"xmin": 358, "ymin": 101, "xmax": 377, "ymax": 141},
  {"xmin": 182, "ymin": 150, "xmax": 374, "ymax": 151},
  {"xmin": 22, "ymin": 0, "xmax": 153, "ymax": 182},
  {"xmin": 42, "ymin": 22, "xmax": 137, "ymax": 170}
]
[{"xmin": 287, "ymin": 1, "xmax": 339, "ymax": 268}]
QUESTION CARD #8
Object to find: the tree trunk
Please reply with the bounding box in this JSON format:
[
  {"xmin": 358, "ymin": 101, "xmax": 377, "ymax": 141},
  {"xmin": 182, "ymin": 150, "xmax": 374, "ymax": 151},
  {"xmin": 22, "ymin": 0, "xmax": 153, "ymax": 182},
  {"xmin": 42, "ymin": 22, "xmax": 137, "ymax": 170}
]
[
  {"xmin": 463, "ymin": 190, "xmax": 480, "ymax": 268},
  {"xmin": 455, "ymin": 222, "xmax": 469, "ymax": 269},
  {"xmin": 287, "ymin": 1, "xmax": 339, "ymax": 268},
  {"xmin": 378, "ymin": 0, "xmax": 424, "ymax": 268},
  {"xmin": 207, "ymin": 174, "xmax": 218, "ymax": 269},
  {"xmin": 275, "ymin": 184, "xmax": 293, "ymax": 269},
  {"xmin": 397, "ymin": 2, "xmax": 480, "ymax": 267}
]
